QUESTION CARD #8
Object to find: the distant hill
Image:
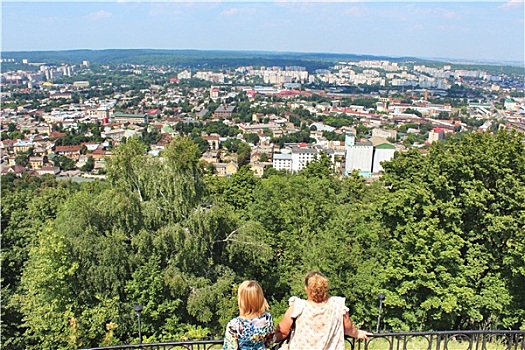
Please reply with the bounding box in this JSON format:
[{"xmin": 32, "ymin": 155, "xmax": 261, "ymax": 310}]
[
  {"xmin": 1, "ymin": 49, "xmax": 435, "ymax": 69},
  {"xmin": 2, "ymin": 49, "xmax": 522, "ymax": 74}
]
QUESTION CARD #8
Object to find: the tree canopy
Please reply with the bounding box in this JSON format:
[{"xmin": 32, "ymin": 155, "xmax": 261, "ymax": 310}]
[{"xmin": 2, "ymin": 131, "xmax": 524, "ymax": 349}]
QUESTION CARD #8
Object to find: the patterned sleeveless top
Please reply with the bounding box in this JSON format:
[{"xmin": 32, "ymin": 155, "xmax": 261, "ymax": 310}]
[
  {"xmin": 223, "ymin": 312, "xmax": 274, "ymax": 350},
  {"xmin": 288, "ymin": 296, "xmax": 349, "ymax": 350}
]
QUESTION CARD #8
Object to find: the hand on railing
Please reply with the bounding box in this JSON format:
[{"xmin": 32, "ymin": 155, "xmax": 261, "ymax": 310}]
[{"xmin": 356, "ymin": 329, "xmax": 374, "ymax": 340}]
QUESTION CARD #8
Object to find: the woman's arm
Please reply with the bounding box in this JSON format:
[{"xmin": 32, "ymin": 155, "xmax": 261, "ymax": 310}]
[
  {"xmin": 274, "ymin": 304, "xmax": 295, "ymax": 343},
  {"xmin": 222, "ymin": 320, "xmax": 239, "ymax": 350},
  {"xmin": 343, "ymin": 312, "xmax": 373, "ymax": 340},
  {"xmin": 264, "ymin": 313, "xmax": 276, "ymax": 348}
]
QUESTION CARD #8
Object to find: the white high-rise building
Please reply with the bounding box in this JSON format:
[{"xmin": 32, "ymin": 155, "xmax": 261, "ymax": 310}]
[
  {"xmin": 291, "ymin": 148, "xmax": 318, "ymax": 172},
  {"xmin": 273, "ymin": 153, "xmax": 292, "ymax": 171},
  {"xmin": 273, "ymin": 147, "xmax": 335, "ymax": 173},
  {"xmin": 345, "ymin": 132, "xmax": 373, "ymax": 176},
  {"xmin": 372, "ymin": 143, "xmax": 396, "ymax": 173}
]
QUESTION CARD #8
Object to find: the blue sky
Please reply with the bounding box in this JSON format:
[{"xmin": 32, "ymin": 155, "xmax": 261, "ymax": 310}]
[{"xmin": 2, "ymin": 1, "xmax": 524, "ymax": 64}]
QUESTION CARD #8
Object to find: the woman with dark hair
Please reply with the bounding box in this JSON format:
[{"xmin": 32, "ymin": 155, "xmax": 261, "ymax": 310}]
[{"xmin": 274, "ymin": 271, "xmax": 372, "ymax": 350}]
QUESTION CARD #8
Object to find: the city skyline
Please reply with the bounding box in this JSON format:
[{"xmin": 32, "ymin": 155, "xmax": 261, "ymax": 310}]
[{"xmin": 2, "ymin": 1, "xmax": 524, "ymax": 65}]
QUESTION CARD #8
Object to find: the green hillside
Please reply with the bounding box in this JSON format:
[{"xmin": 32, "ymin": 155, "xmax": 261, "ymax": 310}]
[{"xmin": 1, "ymin": 131, "xmax": 524, "ymax": 349}]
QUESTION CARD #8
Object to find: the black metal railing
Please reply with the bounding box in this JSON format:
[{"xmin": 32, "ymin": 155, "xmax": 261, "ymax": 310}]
[
  {"xmin": 78, "ymin": 339, "xmax": 223, "ymax": 350},
  {"xmin": 78, "ymin": 330, "xmax": 525, "ymax": 350},
  {"xmin": 348, "ymin": 330, "xmax": 525, "ymax": 350}
]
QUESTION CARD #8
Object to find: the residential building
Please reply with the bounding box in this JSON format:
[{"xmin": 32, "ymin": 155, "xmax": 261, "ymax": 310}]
[
  {"xmin": 213, "ymin": 106, "xmax": 236, "ymax": 119},
  {"xmin": 250, "ymin": 162, "xmax": 271, "ymax": 177},
  {"xmin": 345, "ymin": 132, "xmax": 374, "ymax": 176},
  {"xmin": 210, "ymin": 87, "xmax": 220, "ymax": 99},
  {"xmin": 28, "ymin": 156, "xmax": 44, "ymax": 169},
  {"xmin": 54, "ymin": 145, "xmax": 82, "ymax": 160},
  {"xmin": 1, "ymin": 164, "xmax": 32, "ymax": 177},
  {"xmin": 372, "ymin": 143, "xmax": 396, "ymax": 173},
  {"xmin": 73, "ymin": 81, "xmax": 90, "ymax": 88},
  {"xmin": 372, "ymin": 128, "xmax": 397, "ymax": 140},
  {"xmin": 428, "ymin": 128, "xmax": 445, "ymax": 143},
  {"xmin": 37, "ymin": 166, "xmax": 60, "ymax": 176},
  {"xmin": 214, "ymin": 162, "xmax": 238, "ymax": 177},
  {"xmin": 203, "ymin": 135, "xmax": 220, "ymax": 150},
  {"xmin": 272, "ymin": 153, "xmax": 292, "ymax": 172},
  {"xmin": 112, "ymin": 112, "xmax": 148, "ymax": 125},
  {"xmin": 291, "ymin": 147, "xmax": 318, "ymax": 172},
  {"xmin": 201, "ymin": 151, "xmax": 219, "ymax": 164},
  {"xmin": 13, "ymin": 140, "xmax": 34, "ymax": 154}
]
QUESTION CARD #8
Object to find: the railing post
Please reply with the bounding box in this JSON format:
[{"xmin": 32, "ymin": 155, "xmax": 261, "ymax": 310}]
[
  {"xmin": 436, "ymin": 332, "xmax": 442, "ymax": 350},
  {"xmin": 376, "ymin": 293, "xmax": 386, "ymax": 334}
]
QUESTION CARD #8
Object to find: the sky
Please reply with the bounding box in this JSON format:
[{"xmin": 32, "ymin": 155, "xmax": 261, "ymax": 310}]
[{"xmin": 2, "ymin": 1, "xmax": 524, "ymax": 64}]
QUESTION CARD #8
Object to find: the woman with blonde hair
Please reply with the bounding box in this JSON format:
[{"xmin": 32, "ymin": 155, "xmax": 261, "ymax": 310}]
[
  {"xmin": 275, "ymin": 271, "xmax": 372, "ymax": 350},
  {"xmin": 223, "ymin": 280, "xmax": 274, "ymax": 350}
]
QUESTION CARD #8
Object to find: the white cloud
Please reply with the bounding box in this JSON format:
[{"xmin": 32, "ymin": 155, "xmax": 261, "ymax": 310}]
[
  {"xmin": 220, "ymin": 7, "xmax": 239, "ymax": 16},
  {"xmin": 41, "ymin": 16, "xmax": 62, "ymax": 25},
  {"xmin": 148, "ymin": 4, "xmax": 183, "ymax": 17},
  {"xmin": 404, "ymin": 24, "xmax": 424, "ymax": 32},
  {"xmin": 409, "ymin": 6, "xmax": 462, "ymax": 20},
  {"xmin": 344, "ymin": 5, "xmax": 367, "ymax": 17},
  {"xmin": 443, "ymin": 10, "xmax": 460, "ymax": 19},
  {"xmin": 438, "ymin": 24, "xmax": 456, "ymax": 31},
  {"xmin": 499, "ymin": 0, "xmax": 524, "ymax": 8},
  {"xmin": 86, "ymin": 10, "xmax": 112, "ymax": 20}
]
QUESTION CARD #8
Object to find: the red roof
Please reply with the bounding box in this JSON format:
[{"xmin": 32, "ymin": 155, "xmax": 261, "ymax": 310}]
[
  {"xmin": 277, "ymin": 90, "xmax": 301, "ymax": 97},
  {"xmin": 49, "ymin": 131, "xmax": 67, "ymax": 139},
  {"xmin": 203, "ymin": 135, "xmax": 220, "ymax": 141},
  {"xmin": 55, "ymin": 145, "xmax": 82, "ymax": 152},
  {"xmin": 1, "ymin": 139, "xmax": 16, "ymax": 146},
  {"xmin": 1, "ymin": 164, "xmax": 28, "ymax": 174},
  {"xmin": 39, "ymin": 166, "xmax": 60, "ymax": 171}
]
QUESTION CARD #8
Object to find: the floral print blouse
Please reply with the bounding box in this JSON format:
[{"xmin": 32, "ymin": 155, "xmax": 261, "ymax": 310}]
[{"xmin": 222, "ymin": 312, "xmax": 274, "ymax": 350}]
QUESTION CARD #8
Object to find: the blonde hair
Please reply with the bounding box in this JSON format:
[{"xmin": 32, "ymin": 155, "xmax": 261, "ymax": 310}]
[
  {"xmin": 304, "ymin": 271, "xmax": 329, "ymax": 303},
  {"xmin": 237, "ymin": 280, "xmax": 269, "ymax": 318}
]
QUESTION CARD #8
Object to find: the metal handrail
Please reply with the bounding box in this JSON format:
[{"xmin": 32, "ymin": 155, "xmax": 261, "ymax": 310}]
[{"xmin": 78, "ymin": 330, "xmax": 525, "ymax": 350}]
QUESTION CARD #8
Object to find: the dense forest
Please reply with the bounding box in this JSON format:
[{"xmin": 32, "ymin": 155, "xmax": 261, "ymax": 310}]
[
  {"xmin": 1, "ymin": 131, "xmax": 524, "ymax": 349},
  {"xmin": 3, "ymin": 49, "xmax": 522, "ymax": 75},
  {"xmin": 1, "ymin": 49, "xmax": 423, "ymax": 70}
]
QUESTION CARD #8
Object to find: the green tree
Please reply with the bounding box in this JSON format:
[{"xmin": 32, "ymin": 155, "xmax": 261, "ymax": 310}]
[
  {"xmin": 405, "ymin": 108, "xmax": 422, "ymax": 118},
  {"xmin": 244, "ymin": 133, "xmax": 260, "ymax": 145},
  {"xmin": 56, "ymin": 155, "xmax": 76, "ymax": 171},
  {"xmin": 223, "ymin": 138, "xmax": 242, "ymax": 153},
  {"xmin": 237, "ymin": 143, "xmax": 252, "ymax": 167},
  {"xmin": 259, "ymin": 153, "xmax": 268, "ymax": 162},
  {"xmin": 378, "ymin": 131, "xmax": 525, "ymax": 330},
  {"xmin": 190, "ymin": 135, "xmax": 209, "ymax": 154},
  {"xmin": 300, "ymin": 152, "xmax": 335, "ymax": 179},
  {"xmin": 215, "ymin": 166, "xmax": 261, "ymax": 211},
  {"xmin": 81, "ymin": 156, "xmax": 95, "ymax": 172},
  {"xmin": 14, "ymin": 153, "xmax": 29, "ymax": 166},
  {"xmin": 2, "ymin": 178, "xmax": 79, "ymax": 350}
]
